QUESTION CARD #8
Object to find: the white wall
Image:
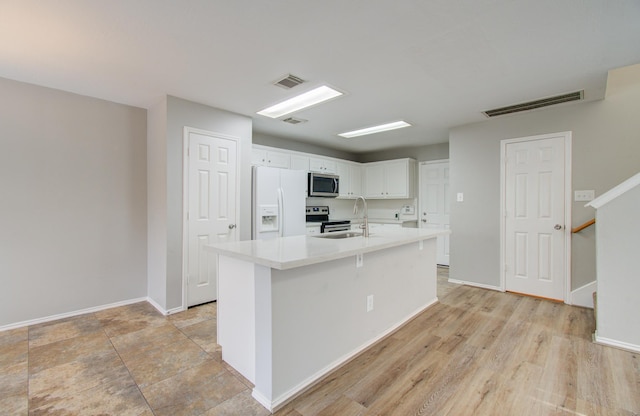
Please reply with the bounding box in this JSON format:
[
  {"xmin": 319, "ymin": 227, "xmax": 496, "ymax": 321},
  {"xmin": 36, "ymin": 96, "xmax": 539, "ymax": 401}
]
[
  {"xmin": 147, "ymin": 96, "xmax": 252, "ymax": 311},
  {"xmin": 449, "ymin": 67, "xmax": 640, "ymax": 290},
  {"xmin": 0, "ymin": 77, "xmax": 147, "ymax": 327},
  {"xmin": 147, "ymin": 97, "xmax": 168, "ymax": 308},
  {"xmin": 595, "ymin": 184, "xmax": 640, "ymax": 350}
]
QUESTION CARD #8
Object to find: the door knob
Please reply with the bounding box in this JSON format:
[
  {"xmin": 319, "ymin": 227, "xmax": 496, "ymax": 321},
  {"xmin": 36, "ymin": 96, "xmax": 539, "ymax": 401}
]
[
  {"xmin": 422, "ymin": 219, "xmax": 427, "ymax": 223},
  {"xmin": 228, "ymin": 224, "xmax": 236, "ymax": 230},
  {"xmin": 554, "ymin": 224, "xmax": 563, "ymax": 230}
]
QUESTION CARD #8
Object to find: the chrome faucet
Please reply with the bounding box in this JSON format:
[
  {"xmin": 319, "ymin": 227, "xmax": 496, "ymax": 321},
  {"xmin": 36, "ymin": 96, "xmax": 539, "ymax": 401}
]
[{"xmin": 353, "ymin": 196, "xmax": 369, "ymax": 237}]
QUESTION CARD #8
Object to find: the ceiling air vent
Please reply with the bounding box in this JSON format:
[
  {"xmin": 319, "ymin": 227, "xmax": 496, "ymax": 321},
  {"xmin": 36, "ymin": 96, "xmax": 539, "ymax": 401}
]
[
  {"xmin": 282, "ymin": 117, "xmax": 307, "ymax": 125},
  {"xmin": 483, "ymin": 90, "xmax": 584, "ymax": 118},
  {"xmin": 273, "ymin": 74, "xmax": 305, "ymax": 89}
]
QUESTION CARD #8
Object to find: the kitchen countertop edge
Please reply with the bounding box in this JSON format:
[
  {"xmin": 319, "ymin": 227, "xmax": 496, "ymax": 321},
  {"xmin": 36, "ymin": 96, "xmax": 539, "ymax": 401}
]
[{"xmin": 206, "ymin": 228, "xmax": 450, "ymax": 271}]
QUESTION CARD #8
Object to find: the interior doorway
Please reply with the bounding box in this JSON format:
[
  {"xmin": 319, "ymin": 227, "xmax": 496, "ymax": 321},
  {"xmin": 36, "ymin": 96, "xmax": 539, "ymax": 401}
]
[
  {"xmin": 182, "ymin": 127, "xmax": 240, "ymax": 307},
  {"xmin": 419, "ymin": 160, "xmax": 450, "ymax": 266},
  {"xmin": 500, "ymin": 132, "xmax": 571, "ymax": 301}
]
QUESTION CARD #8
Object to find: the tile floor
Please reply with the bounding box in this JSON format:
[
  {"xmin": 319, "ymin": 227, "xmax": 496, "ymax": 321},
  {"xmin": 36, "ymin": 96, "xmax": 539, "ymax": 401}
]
[{"xmin": 0, "ymin": 299, "xmax": 269, "ymax": 415}]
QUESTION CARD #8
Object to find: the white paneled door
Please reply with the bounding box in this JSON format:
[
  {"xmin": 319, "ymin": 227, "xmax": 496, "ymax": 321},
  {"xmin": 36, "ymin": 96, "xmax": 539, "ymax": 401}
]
[
  {"xmin": 186, "ymin": 128, "xmax": 238, "ymax": 307},
  {"xmin": 503, "ymin": 133, "xmax": 569, "ymax": 301},
  {"xmin": 419, "ymin": 161, "xmax": 450, "ymax": 265}
]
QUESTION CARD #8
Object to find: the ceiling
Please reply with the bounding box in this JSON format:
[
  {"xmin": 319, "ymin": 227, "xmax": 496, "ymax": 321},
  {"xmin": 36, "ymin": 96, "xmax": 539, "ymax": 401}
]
[{"xmin": 1, "ymin": 1, "xmax": 640, "ymax": 153}]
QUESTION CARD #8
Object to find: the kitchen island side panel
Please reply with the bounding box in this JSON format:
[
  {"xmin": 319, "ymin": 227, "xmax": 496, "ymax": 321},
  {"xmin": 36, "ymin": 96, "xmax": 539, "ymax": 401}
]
[
  {"xmin": 217, "ymin": 255, "xmax": 256, "ymax": 383},
  {"xmin": 265, "ymin": 239, "xmax": 437, "ymax": 406}
]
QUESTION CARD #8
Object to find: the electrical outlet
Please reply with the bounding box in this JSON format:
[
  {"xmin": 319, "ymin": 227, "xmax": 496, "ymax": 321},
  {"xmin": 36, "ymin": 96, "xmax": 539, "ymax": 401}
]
[
  {"xmin": 366, "ymin": 295, "xmax": 374, "ymax": 312},
  {"xmin": 457, "ymin": 192, "xmax": 464, "ymax": 202}
]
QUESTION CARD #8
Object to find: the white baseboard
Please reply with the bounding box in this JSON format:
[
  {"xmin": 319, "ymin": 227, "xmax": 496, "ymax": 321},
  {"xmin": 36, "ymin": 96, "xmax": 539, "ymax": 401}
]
[
  {"xmin": 570, "ymin": 281, "xmax": 596, "ymax": 308},
  {"xmin": 256, "ymin": 298, "xmax": 440, "ymax": 413},
  {"xmin": 0, "ymin": 297, "xmax": 148, "ymax": 332},
  {"xmin": 448, "ymin": 279, "xmax": 502, "ymax": 292},
  {"xmin": 594, "ymin": 331, "xmax": 640, "ymax": 353},
  {"xmin": 146, "ymin": 297, "xmax": 168, "ymax": 315},
  {"xmin": 145, "ymin": 297, "xmax": 185, "ymax": 316}
]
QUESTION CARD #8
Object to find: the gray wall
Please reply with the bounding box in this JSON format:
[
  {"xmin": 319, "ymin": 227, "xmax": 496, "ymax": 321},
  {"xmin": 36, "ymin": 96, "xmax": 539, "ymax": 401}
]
[
  {"xmin": 253, "ymin": 132, "xmax": 449, "ymax": 163},
  {"xmin": 0, "ymin": 77, "xmax": 147, "ymax": 327},
  {"xmin": 449, "ymin": 81, "xmax": 640, "ymax": 291},
  {"xmin": 358, "ymin": 142, "xmax": 449, "ymax": 163},
  {"xmin": 147, "ymin": 96, "xmax": 252, "ymax": 311},
  {"xmin": 253, "ymin": 132, "xmax": 359, "ymax": 161}
]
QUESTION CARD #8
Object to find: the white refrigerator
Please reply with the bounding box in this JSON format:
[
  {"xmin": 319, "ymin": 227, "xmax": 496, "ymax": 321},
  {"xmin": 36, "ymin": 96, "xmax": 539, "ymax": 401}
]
[{"xmin": 252, "ymin": 166, "xmax": 307, "ymax": 240}]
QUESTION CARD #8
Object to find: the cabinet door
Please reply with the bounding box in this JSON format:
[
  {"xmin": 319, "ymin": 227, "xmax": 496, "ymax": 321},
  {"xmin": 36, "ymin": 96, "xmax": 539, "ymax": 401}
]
[
  {"xmin": 322, "ymin": 159, "xmax": 337, "ymax": 174},
  {"xmin": 350, "ymin": 164, "xmax": 362, "ymax": 197},
  {"xmin": 306, "ymin": 225, "xmax": 320, "ymax": 235},
  {"xmin": 364, "ymin": 164, "xmax": 386, "ymax": 198},
  {"xmin": 310, "ymin": 157, "xmax": 337, "ymax": 173},
  {"xmin": 336, "ymin": 162, "xmax": 351, "ymax": 198},
  {"xmin": 290, "ymin": 155, "xmax": 309, "ymax": 171},
  {"xmin": 266, "ymin": 151, "xmax": 290, "ymax": 169},
  {"xmin": 251, "ymin": 149, "xmax": 267, "ymax": 166},
  {"xmin": 385, "ymin": 160, "xmax": 408, "ymax": 198},
  {"xmin": 309, "ymin": 158, "xmax": 326, "ymax": 173}
]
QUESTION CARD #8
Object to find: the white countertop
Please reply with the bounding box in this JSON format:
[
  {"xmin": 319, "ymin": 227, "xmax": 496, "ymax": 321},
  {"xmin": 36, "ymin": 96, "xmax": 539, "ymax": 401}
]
[{"xmin": 206, "ymin": 228, "xmax": 450, "ymax": 270}]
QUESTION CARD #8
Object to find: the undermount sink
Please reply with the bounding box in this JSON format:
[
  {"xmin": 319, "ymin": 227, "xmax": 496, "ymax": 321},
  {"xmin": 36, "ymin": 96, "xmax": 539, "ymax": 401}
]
[{"xmin": 312, "ymin": 231, "xmax": 363, "ymax": 239}]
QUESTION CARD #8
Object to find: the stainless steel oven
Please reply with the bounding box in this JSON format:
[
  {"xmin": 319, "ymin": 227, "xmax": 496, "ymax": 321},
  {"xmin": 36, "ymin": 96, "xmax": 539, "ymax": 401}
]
[
  {"xmin": 306, "ymin": 206, "xmax": 351, "ymax": 233},
  {"xmin": 308, "ymin": 172, "xmax": 339, "ymax": 197},
  {"xmin": 320, "ymin": 220, "xmax": 351, "ymax": 233}
]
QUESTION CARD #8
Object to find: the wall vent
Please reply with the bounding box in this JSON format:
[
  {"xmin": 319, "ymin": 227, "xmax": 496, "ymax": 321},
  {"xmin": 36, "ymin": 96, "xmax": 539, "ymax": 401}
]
[
  {"xmin": 273, "ymin": 74, "xmax": 305, "ymax": 89},
  {"xmin": 282, "ymin": 117, "xmax": 307, "ymax": 125},
  {"xmin": 483, "ymin": 90, "xmax": 584, "ymax": 117}
]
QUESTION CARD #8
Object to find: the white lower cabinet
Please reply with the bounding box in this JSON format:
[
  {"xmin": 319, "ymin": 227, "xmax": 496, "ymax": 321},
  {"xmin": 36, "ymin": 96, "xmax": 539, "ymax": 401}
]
[{"xmin": 306, "ymin": 225, "xmax": 321, "ymax": 235}]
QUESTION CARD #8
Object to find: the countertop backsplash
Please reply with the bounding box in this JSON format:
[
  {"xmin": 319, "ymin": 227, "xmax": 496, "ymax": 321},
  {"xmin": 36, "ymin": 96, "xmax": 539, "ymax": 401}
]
[{"xmin": 306, "ymin": 197, "xmax": 418, "ymax": 222}]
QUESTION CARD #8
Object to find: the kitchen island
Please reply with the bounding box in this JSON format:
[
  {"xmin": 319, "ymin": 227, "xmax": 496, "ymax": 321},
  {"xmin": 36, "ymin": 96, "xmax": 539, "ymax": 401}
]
[{"xmin": 206, "ymin": 228, "xmax": 449, "ymax": 412}]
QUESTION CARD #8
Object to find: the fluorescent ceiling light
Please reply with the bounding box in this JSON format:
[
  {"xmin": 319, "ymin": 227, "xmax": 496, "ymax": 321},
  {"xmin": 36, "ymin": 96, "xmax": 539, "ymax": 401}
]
[
  {"xmin": 339, "ymin": 121, "xmax": 411, "ymax": 138},
  {"xmin": 257, "ymin": 85, "xmax": 343, "ymax": 118}
]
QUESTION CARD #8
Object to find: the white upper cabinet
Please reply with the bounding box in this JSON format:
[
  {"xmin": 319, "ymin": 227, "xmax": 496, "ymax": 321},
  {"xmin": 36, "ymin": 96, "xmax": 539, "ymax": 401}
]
[
  {"xmin": 309, "ymin": 157, "xmax": 337, "ymax": 174},
  {"xmin": 251, "ymin": 148, "xmax": 291, "ymax": 168},
  {"xmin": 290, "ymin": 154, "xmax": 310, "ymax": 171},
  {"xmin": 336, "ymin": 161, "xmax": 363, "ymax": 198},
  {"xmin": 251, "ymin": 146, "xmax": 413, "ymax": 200},
  {"xmin": 364, "ymin": 159, "xmax": 416, "ymax": 199}
]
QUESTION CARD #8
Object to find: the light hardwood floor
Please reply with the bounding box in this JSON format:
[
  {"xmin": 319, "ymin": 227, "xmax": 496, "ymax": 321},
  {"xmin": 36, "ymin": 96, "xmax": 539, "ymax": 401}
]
[
  {"xmin": 1, "ymin": 268, "xmax": 638, "ymax": 415},
  {"xmin": 275, "ymin": 268, "xmax": 639, "ymax": 415}
]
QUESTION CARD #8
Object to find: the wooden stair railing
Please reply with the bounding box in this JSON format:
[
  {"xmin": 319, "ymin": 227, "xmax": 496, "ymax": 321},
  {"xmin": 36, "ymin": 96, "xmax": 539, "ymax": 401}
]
[{"xmin": 572, "ymin": 218, "xmax": 595, "ymax": 233}]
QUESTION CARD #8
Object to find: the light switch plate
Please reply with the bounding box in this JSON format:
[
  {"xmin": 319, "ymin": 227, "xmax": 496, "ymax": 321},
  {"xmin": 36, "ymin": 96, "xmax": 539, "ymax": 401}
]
[
  {"xmin": 574, "ymin": 190, "xmax": 595, "ymax": 202},
  {"xmin": 457, "ymin": 192, "xmax": 464, "ymax": 202}
]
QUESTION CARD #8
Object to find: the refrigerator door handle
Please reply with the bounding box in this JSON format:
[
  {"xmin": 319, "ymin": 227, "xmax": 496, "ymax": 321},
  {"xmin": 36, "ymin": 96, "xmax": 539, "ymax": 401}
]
[{"xmin": 277, "ymin": 187, "xmax": 284, "ymax": 237}]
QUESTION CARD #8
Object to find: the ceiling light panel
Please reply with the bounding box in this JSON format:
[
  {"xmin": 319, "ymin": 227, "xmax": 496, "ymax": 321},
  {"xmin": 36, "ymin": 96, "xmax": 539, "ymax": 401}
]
[
  {"xmin": 339, "ymin": 121, "xmax": 411, "ymax": 138},
  {"xmin": 257, "ymin": 85, "xmax": 343, "ymax": 118}
]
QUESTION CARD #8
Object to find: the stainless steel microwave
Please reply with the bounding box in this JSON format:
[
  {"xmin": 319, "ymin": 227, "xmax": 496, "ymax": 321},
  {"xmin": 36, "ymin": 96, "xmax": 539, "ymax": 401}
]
[{"xmin": 308, "ymin": 172, "xmax": 339, "ymax": 197}]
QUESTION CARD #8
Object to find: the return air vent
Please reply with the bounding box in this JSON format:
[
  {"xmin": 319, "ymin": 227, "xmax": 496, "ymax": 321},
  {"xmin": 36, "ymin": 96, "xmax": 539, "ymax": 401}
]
[
  {"xmin": 273, "ymin": 74, "xmax": 305, "ymax": 89},
  {"xmin": 483, "ymin": 90, "xmax": 584, "ymax": 117},
  {"xmin": 282, "ymin": 117, "xmax": 307, "ymax": 125}
]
